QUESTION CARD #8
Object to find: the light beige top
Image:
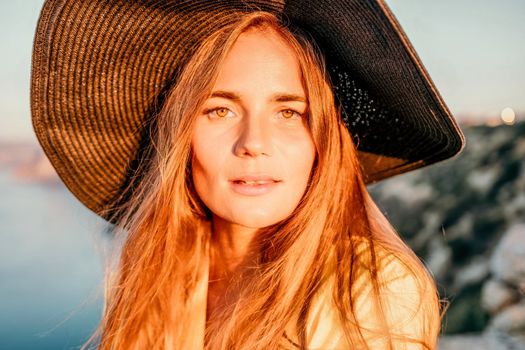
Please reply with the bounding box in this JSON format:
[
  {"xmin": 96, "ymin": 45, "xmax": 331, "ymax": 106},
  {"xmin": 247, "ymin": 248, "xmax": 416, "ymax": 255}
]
[{"xmin": 186, "ymin": 238, "xmax": 438, "ymax": 349}]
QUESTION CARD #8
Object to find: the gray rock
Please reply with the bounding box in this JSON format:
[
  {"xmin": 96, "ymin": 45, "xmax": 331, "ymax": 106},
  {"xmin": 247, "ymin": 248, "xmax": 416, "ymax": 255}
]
[
  {"xmin": 490, "ymin": 223, "xmax": 525, "ymax": 285},
  {"xmin": 453, "ymin": 256, "xmax": 490, "ymax": 290},
  {"xmin": 439, "ymin": 332, "xmax": 525, "ymax": 350},
  {"xmin": 467, "ymin": 165, "xmax": 501, "ymax": 196},
  {"xmin": 411, "ymin": 212, "xmax": 444, "ymax": 252},
  {"xmin": 503, "ymin": 193, "xmax": 525, "ymax": 219},
  {"xmin": 489, "ymin": 301, "xmax": 525, "ymax": 334},
  {"xmin": 444, "ymin": 213, "xmax": 474, "ymax": 242},
  {"xmin": 481, "ymin": 279, "xmax": 520, "ymax": 315},
  {"xmin": 378, "ymin": 179, "xmax": 434, "ymax": 209},
  {"xmin": 512, "ymin": 138, "xmax": 525, "ymax": 159},
  {"xmin": 486, "ymin": 302, "xmax": 525, "ymax": 342},
  {"xmin": 426, "ymin": 237, "xmax": 452, "ymax": 282}
]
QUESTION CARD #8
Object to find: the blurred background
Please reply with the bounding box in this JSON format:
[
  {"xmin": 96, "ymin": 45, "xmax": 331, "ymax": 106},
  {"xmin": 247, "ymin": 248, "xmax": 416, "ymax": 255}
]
[{"xmin": 1, "ymin": 0, "xmax": 524, "ymax": 349}]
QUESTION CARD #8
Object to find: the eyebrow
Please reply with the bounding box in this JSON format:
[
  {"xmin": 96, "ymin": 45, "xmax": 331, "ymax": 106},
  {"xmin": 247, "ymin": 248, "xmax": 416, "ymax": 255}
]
[{"xmin": 209, "ymin": 90, "xmax": 307, "ymax": 103}]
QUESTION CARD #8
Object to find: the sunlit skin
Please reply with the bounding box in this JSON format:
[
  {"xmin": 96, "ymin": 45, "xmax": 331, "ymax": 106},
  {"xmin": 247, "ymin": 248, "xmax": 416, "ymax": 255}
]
[{"xmin": 191, "ymin": 28, "xmax": 316, "ymax": 309}]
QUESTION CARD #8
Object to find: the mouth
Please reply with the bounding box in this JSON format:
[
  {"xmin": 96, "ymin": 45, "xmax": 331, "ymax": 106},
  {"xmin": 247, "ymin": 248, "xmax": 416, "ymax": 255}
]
[
  {"xmin": 231, "ymin": 179, "xmax": 281, "ymax": 185},
  {"xmin": 229, "ymin": 175, "xmax": 282, "ymax": 184},
  {"xmin": 229, "ymin": 176, "xmax": 282, "ymax": 196}
]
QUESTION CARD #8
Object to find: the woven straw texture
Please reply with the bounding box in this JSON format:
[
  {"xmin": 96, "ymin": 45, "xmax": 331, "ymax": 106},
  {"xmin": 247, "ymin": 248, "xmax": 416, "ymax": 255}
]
[{"xmin": 31, "ymin": 0, "xmax": 465, "ymax": 220}]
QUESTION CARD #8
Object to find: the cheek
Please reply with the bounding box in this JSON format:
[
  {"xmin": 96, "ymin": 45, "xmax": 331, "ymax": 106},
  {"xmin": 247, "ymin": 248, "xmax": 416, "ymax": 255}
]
[
  {"xmin": 191, "ymin": 151, "xmax": 225, "ymax": 223},
  {"xmin": 190, "ymin": 132, "xmax": 223, "ymax": 203},
  {"xmin": 191, "ymin": 151, "xmax": 209, "ymax": 192},
  {"xmin": 282, "ymin": 132, "xmax": 317, "ymax": 188},
  {"xmin": 265, "ymin": 133, "xmax": 315, "ymax": 223},
  {"xmin": 191, "ymin": 142, "xmax": 224, "ymax": 189}
]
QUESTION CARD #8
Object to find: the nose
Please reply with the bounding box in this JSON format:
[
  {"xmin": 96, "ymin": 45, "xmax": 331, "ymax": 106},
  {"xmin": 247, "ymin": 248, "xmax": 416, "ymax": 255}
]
[{"xmin": 233, "ymin": 116, "xmax": 272, "ymax": 157}]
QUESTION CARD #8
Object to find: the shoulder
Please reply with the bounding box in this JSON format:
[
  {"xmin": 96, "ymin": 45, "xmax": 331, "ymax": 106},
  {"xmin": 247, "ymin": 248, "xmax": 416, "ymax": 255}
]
[
  {"xmin": 352, "ymin": 241, "xmax": 440, "ymax": 349},
  {"xmin": 283, "ymin": 238, "xmax": 440, "ymax": 349},
  {"xmin": 351, "ymin": 237, "xmax": 441, "ymax": 349}
]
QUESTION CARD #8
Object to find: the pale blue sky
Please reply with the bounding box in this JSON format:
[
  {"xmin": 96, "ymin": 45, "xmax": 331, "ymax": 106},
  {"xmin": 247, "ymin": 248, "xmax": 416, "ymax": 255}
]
[
  {"xmin": 386, "ymin": 0, "xmax": 525, "ymax": 121},
  {"xmin": 1, "ymin": 0, "xmax": 524, "ymax": 141}
]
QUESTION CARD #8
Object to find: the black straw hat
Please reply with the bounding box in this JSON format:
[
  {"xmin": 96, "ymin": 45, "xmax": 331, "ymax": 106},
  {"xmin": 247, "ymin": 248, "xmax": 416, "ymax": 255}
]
[{"xmin": 30, "ymin": 0, "xmax": 465, "ymax": 221}]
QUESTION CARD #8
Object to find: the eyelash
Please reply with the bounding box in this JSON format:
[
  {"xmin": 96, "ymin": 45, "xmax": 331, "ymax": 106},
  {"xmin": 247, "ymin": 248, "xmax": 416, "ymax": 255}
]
[{"xmin": 203, "ymin": 107, "xmax": 304, "ymax": 120}]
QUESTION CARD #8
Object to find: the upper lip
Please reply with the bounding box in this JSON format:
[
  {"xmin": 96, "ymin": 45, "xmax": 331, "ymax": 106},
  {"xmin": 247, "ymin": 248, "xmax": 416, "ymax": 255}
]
[{"xmin": 230, "ymin": 174, "xmax": 282, "ymax": 182}]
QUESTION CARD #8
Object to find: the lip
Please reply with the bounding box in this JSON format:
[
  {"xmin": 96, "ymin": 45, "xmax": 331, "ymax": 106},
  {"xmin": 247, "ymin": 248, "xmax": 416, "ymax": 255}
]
[
  {"xmin": 229, "ymin": 174, "xmax": 282, "ymax": 182},
  {"xmin": 229, "ymin": 175, "xmax": 282, "ymax": 196}
]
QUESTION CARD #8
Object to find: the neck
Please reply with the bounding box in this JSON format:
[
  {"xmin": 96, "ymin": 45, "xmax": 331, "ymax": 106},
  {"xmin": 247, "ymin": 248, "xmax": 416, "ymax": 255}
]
[{"xmin": 209, "ymin": 215, "xmax": 259, "ymax": 281}]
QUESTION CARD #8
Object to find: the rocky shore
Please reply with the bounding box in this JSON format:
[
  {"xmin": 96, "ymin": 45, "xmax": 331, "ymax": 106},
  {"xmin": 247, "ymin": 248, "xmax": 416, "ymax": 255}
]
[
  {"xmin": 369, "ymin": 121, "xmax": 525, "ymax": 348},
  {"xmin": 439, "ymin": 331, "xmax": 525, "ymax": 350}
]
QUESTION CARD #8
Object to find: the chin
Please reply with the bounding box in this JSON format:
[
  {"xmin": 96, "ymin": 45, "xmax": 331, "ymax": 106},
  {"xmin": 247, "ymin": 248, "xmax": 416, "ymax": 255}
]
[{"xmin": 229, "ymin": 209, "xmax": 290, "ymax": 229}]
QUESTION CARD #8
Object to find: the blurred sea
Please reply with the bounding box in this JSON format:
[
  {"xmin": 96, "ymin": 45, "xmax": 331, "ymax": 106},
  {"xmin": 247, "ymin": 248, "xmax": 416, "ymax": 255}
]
[{"xmin": 0, "ymin": 169, "xmax": 105, "ymax": 350}]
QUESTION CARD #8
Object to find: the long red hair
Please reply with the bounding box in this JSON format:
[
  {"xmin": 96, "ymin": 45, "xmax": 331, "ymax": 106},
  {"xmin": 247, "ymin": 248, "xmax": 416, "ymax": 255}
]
[{"xmin": 83, "ymin": 11, "xmax": 442, "ymax": 350}]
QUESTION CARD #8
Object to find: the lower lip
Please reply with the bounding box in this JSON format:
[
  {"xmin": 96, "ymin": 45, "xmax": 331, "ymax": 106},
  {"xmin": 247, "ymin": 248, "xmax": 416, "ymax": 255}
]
[{"xmin": 230, "ymin": 180, "xmax": 281, "ymax": 196}]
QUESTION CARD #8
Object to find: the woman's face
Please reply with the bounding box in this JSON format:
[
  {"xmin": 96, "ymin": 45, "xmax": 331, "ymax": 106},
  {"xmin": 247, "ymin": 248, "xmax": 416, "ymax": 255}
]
[{"xmin": 191, "ymin": 28, "xmax": 316, "ymax": 230}]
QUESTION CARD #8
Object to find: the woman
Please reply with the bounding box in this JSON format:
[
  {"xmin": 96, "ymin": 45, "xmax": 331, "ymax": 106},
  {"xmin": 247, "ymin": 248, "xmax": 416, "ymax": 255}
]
[{"xmin": 30, "ymin": 1, "xmax": 464, "ymax": 349}]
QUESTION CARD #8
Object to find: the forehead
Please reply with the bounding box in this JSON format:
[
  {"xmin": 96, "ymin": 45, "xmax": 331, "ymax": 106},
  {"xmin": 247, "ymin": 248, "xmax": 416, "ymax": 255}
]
[{"xmin": 211, "ymin": 28, "xmax": 306, "ymax": 97}]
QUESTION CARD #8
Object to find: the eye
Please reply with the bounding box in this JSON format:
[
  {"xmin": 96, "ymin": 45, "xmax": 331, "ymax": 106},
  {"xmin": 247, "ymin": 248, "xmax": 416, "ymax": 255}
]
[
  {"xmin": 204, "ymin": 107, "xmax": 235, "ymax": 119},
  {"xmin": 280, "ymin": 109, "xmax": 303, "ymax": 119},
  {"xmin": 214, "ymin": 107, "xmax": 230, "ymax": 118}
]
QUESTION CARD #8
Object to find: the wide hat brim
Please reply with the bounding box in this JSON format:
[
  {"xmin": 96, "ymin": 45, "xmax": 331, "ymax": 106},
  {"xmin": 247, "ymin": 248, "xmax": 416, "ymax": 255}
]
[{"xmin": 31, "ymin": 0, "xmax": 465, "ymax": 221}]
